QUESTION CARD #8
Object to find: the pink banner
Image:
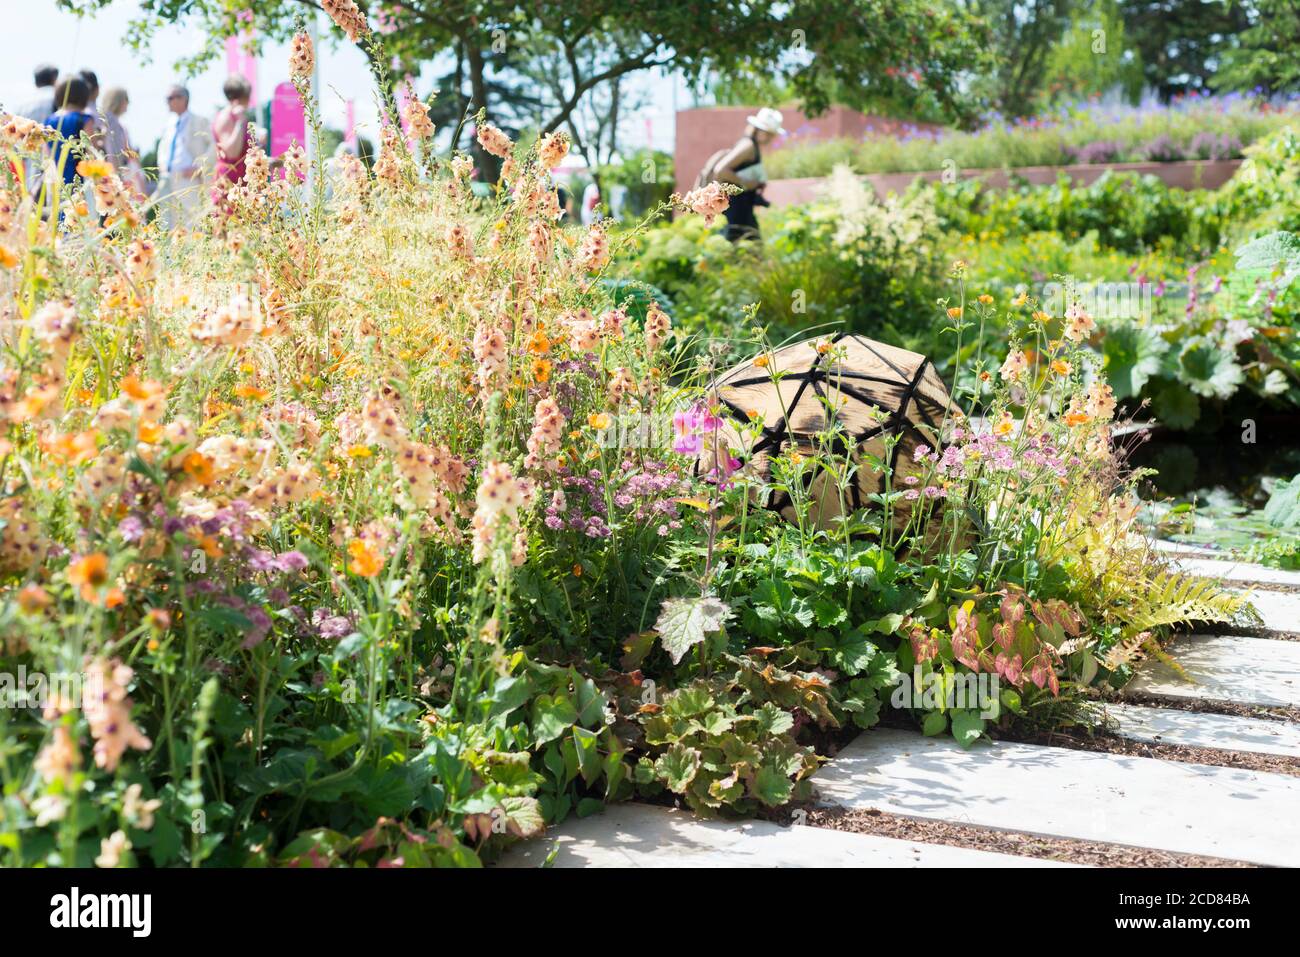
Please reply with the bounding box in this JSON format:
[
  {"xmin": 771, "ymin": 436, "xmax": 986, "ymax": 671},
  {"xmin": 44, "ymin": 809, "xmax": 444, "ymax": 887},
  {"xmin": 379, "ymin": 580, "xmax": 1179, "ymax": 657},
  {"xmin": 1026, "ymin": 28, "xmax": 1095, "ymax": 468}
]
[
  {"xmin": 225, "ymin": 30, "xmax": 258, "ymax": 106},
  {"xmin": 270, "ymin": 81, "xmax": 306, "ymax": 158}
]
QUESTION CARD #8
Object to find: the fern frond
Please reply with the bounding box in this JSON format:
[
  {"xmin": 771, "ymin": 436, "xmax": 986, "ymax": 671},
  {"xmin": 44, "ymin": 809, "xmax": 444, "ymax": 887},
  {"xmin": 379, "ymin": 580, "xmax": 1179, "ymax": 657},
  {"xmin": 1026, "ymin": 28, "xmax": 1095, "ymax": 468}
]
[
  {"xmin": 1121, "ymin": 571, "xmax": 1255, "ymax": 635},
  {"xmin": 1141, "ymin": 634, "xmax": 1193, "ymax": 683}
]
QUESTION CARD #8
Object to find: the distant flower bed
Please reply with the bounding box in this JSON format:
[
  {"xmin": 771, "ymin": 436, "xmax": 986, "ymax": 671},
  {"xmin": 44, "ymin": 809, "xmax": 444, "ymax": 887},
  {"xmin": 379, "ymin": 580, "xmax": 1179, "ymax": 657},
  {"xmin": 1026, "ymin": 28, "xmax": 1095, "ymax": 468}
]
[{"xmin": 764, "ymin": 94, "xmax": 1297, "ymax": 180}]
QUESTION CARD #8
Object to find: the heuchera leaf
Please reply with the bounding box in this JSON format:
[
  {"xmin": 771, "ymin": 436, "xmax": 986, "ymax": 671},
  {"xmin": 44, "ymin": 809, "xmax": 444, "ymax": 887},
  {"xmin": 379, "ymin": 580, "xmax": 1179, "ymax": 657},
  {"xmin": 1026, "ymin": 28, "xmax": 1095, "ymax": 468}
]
[
  {"xmin": 654, "ymin": 743, "xmax": 702, "ymax": 793},
  {"xmin": 750, "ymin": 764, "xmax": 795, "ymax": 807},
  {"xmin": 654, "ymin": 595, "xmax": 734, "ymax": 665}
]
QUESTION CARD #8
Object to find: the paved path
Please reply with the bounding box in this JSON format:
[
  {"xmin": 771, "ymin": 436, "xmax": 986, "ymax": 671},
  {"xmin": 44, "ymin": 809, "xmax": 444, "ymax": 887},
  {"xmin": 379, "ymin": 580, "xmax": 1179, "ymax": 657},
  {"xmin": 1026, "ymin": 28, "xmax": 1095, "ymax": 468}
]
[
  {"xmin": 1104, "ymin": 702, "xmax": 1300, "ymax": 757},
  {"xmin": 499, "ymin": 548, "xmax": 1299, "ymax": 868},
  {"xmin": 1124, "ymin": 633, "xmax": 1300, "ymax": 708},
  {"xmin": 497, "ymin": 802, "xmax": 1075, "ymax": 868}
]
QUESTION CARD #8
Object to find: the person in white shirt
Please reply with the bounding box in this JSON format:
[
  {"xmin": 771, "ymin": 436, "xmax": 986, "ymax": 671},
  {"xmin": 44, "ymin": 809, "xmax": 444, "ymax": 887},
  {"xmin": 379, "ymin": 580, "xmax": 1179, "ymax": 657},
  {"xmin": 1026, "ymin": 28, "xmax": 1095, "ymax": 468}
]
[
  {"xmin": 16, "ymin": 64, "xmax": 58, "ymax": 189},
  {"xmin": 17, "ymin": 64, "xmax": 58, "ymax": 121},
  {"xmin": 155, "ymin": 85, "xmax": 213, "ymax": 230}
]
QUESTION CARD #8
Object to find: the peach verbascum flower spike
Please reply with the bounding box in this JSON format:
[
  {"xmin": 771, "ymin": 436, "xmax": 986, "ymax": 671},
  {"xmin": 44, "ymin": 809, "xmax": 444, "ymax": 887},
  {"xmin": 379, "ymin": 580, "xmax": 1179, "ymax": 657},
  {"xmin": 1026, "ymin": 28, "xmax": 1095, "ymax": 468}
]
[{"xmin": 322, "ymin": 0, "xmax": 370, "ymax": 42}]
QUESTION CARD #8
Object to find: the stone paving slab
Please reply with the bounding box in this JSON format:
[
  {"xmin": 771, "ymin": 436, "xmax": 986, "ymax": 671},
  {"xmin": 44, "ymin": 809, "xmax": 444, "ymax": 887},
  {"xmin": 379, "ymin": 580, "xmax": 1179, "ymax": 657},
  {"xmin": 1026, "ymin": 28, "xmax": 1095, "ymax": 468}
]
[
  {"xmin": 1125, "ymin": 633, "xmax": 1300, "ymax": 708},
  {"xmin": 496, "ymin": 801, "xmax": 1076, "ymax": 868},
  {"xmin": 1106, "ymin": 702, "xmax": 1300, "ymax": 758},
  {"xmin": 1237, "ymin": 589, "xmax": 1300, "ymax": 634},
  {"xmin": 813, "ymin": 729, "xmax": 1300, "ymax": 866},
  {"xmin": 1152, "ymin": 539, "xmax": 1229, "ymax": 559},
  {"xmin": 1174, "ymin": 557, "xmax": 1300, "ymax": 589}
]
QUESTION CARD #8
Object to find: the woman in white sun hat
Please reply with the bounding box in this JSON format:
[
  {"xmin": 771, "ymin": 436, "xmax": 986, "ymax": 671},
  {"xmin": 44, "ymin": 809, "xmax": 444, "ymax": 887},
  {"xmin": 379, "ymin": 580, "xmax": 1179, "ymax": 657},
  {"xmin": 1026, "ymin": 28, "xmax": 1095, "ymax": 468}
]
[{"xmin": 700, "ymin": 106, "xmax": 785, "ymax": 242}]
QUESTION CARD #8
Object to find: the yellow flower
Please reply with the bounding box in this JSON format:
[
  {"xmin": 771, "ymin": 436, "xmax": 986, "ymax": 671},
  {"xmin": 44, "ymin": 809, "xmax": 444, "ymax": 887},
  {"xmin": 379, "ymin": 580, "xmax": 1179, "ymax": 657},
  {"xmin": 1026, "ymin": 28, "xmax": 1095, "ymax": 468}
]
[
  {"xmin": 1032, "ymin": 310, "xmax": 1050, "ymax": 324},
  {"xmin": 753, "ymin": 354, "xmax": 770, "ymax": 368},
  {"xmin": 947, "ymin": 306, "xmax": 963, "ymax": 319},
  {"xmin": 588, "ymin": 412, "xmax": 612, "ymax": 430},
  {"xmin": 530, "ymin": 357, "xmax": 552, "ymax": 383},
  {"xmin": 993, "ymin": 412, "xmax": 1015, "ymax": 436},
  {"xmin": 346, "ymin": 445, "xmax": 373, "ymax": 459},
  {"xmin": 233, "ymin": 384, "xmax": 269, "ymax": 400},
  {"xmin": 977, "ymin": 294, "xmax": 993, "ymax": 305},
  {"xmin": 1050, "ymin": 359, "xmax": 1071, "ymax": 376}
]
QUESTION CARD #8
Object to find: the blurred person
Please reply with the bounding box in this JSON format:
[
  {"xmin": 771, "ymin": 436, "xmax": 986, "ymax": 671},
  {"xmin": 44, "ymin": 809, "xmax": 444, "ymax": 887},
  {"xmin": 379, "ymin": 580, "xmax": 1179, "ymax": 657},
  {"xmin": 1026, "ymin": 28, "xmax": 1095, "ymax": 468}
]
[
  {"xmin": 16, "ymin": 64, "xmax": 59, "ymax": 187},
  {"xmin": 580, "ymin": 180, "xmax": 601, "ymax": 225},
  {"xmin": 155, "ymin": 85, "xmax": 212, "ymax": 230},
  {"xmin": 211, "ymin": 75, "xmax": 254, "ymax": 204},
  {"xmin": 78, "ymin": 69, "xmax": 100, "ymax": 114},
  {"xmin": 42, "ymin": 75, "xmax": 100, "ymax": 190},
  {"xmin": 18, "ymin": 63, "xmax": 58, "ymax": 121},
  {"xmin": 99, "ymin": 86, "xmax": 145, "ymax": 196},
  {"xmin": 702, "ymin": 107, "xmax": 784, "ymax": 242}
]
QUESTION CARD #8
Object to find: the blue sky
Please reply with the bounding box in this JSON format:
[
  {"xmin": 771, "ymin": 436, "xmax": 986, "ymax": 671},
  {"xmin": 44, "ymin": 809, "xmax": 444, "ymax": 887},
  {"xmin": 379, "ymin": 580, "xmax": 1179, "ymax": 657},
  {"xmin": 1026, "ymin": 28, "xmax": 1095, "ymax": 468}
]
[{"xmin": 2, "ymin": 1, "xmax": 680, "ymax": 161}]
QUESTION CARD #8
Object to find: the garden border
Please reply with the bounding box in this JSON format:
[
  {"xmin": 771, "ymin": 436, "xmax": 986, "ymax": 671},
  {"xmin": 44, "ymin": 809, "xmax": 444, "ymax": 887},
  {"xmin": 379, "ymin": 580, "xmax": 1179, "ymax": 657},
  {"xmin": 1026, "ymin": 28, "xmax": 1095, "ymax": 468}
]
[{"xmin": 763, "ymin": 159, "xmax": 1243, "ymax": 206}]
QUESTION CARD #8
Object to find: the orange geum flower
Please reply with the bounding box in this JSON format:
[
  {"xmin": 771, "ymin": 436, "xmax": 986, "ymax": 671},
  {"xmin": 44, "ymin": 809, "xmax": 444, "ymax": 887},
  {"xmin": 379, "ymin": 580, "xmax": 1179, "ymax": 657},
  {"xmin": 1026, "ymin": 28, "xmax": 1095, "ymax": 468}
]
[
  {"xmin": 588, "ymin": 412, "xmax": 612, "ymax": 430},
  {"xmin": 978, "ymin": 294, "xmax": 994, "ymax": 305},
  {"xmin": 531, "ymin": 357, "xmax": 552, "ymax": 383},
  {"xmin": 181, "ymin": 451, "xmax": 215, "ymax": 485},
  {"xmin": 68, "ymin": 553, "xmax": 109, "ymax": 599},
  {"xmin": 234, "ymin": 384, "xmax": 269, "ymax": 400},
  {"xmin": 18, "ymin": 585, "xmax": 51, "ymax": 614},
  {"xmin": 753, "ymin": 354, "xmax": 770, "ymax": 369},
  {"xmin": 76, "ymin": 159, "xmax": 113, "ymax": 179},
  {"xmin": 1064, "ymin": 410, "xmax": 1092, "ymax": 427},
  {"xmin": 527, "ymin": 329, "xmax": 551, "ymax": 355},
  {"xmin": 45, "ymin": 430, "xmax": 99, "ymax": 465},
  {"xmin": 0, "ymin": 246, "xmax": 18, "ymax": 269},
  {"xmin": 347, "ymin": 539, "xmax": 384, "ymax": 577},
  {"xmin": 946, "ymin": 306, "xmax": 963, "ymax": 319},
  {"xmin": 1050, "ymin": 359, "xmax": 1071, "ymax": 376},
  {"xmin": 120, "ymin": 374, "xmax": 164, "ymax": 401},
  {"xmin": 197, "ymin": 535, "xmax": 224, "ymax": 560},
  {"xmin": 346, "ymin": 445, "xmax": 373, "ymax": 459}
]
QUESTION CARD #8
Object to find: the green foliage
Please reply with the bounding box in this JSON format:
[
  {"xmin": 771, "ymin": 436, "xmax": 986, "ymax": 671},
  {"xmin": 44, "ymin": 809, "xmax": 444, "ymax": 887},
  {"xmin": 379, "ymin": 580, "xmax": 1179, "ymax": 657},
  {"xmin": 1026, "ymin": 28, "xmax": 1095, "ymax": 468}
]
[
  {"xmin": 1042, "ymin": 0, "xmax": 1145, "ymax": 105},
  {"xmin": 1263, "ymin": 474, "xmax": 1300, "ymax": 531},
  {"xmin": 596, "ymin": 149, "xmax": 674, "ymax": 216},
  {"xmin": 635, "ymin": 682, "xmax": 818, "ymax": 816}
]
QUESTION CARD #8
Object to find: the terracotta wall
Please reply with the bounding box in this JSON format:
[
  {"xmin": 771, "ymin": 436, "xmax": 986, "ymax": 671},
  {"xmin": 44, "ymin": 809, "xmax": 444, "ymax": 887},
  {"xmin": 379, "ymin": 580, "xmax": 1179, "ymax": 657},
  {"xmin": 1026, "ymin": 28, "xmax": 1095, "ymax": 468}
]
[
  {"xmin": 674, "ymin": 105, "xmax": 943, "ymax": 188},
  {"xmin": 761, "ymin": 159, "xmax": 1244, "ymax": 206}
]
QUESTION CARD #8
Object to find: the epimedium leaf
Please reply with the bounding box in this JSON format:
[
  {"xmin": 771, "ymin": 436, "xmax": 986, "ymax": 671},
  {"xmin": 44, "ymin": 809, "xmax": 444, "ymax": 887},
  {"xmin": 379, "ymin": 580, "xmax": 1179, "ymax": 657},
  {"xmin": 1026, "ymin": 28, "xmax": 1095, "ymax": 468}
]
[
  {"xmin": 921, "ymin": 710, "xmax": 949, "ymax": 736},
  {"xmin": 654, "ymin": 595, "xmax": 734, "ymax": 665},
  {"xmin": 950, "ymin": 709, "xmax": 986, "ymax": 749}
]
